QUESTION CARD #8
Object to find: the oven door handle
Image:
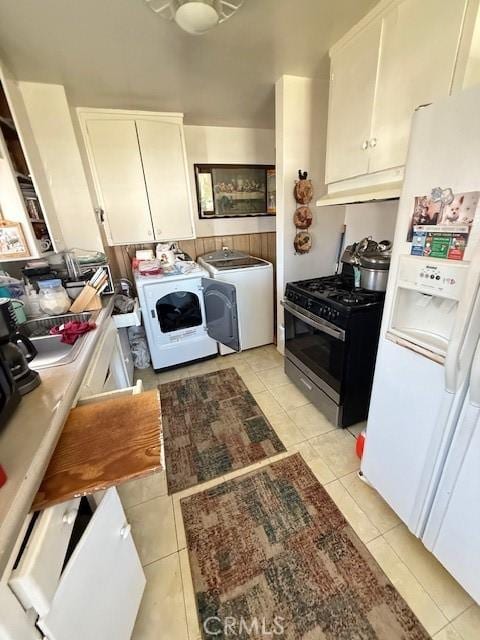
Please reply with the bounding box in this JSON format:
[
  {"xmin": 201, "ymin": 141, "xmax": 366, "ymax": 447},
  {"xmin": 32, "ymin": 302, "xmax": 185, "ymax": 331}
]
[{"xmin": 281, "ymin": 300, "xmax": 346, "ymax": 341}]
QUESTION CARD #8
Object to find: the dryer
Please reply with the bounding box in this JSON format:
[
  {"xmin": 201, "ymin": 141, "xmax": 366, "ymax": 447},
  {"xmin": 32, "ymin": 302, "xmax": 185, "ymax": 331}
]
[
  {"xmin": 197, "ymin": 249, "xmax": 274, "ymax": 355},
  {"xmin": 135, "ymin": 263, "xmax": 241, "ymax": 370}
]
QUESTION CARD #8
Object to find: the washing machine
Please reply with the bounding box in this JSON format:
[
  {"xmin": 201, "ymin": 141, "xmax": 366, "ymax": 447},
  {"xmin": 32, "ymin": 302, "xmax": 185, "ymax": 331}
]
[
  {"xmin": 197, "ymin": 249, "xmax": 274, "ymax": 355},
  {"xmin": 135, "ymin": 263, "xmax": 242, "ymax": 370}
]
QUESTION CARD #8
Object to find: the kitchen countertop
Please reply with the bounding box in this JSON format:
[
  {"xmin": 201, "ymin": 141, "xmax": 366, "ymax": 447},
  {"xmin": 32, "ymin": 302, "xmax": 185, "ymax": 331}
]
[{"xmin": 0, "ymin": 297, "xmax": 116, "ymax": 578}]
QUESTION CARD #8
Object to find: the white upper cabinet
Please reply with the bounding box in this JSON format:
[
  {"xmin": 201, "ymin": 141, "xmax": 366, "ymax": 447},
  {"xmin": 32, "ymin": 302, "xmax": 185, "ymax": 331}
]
[
  {"xmin": 325, "ymin": 0, "xmax": 469, "ymax": 192},
  {"xmin": 19, "ymin": 82, "xmax": 104, "ymax": 253},
  {"xmin": 136, "ymin": 119, "xmax": 194, "ymax": 241},
  {"xmin": 326, "ymin": 19, "xmax": 382, "ymax": 184},
  {"xmin": 0, "ymin": 61, "xmax": 65, "ymax": 259},
  {"xmin": 86, "ymin": 119, "xmax": 153, "ymax": 245},
  {"xmin": 369, "ymin": 0, "xmax": 468, "ymax": 174},
  {"xmin": 79, "ymin": 109, "xmax": 195, "ymax": 246}
]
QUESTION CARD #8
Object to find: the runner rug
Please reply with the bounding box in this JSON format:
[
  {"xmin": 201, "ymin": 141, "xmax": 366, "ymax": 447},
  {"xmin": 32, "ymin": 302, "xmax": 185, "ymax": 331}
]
[
  {"xmin": 160, "ymin": 367, "xmax": 286, "ymax": 494},
  {"xmin": 181, "ymin": 453, "xmax": 430, "ymax": 640}
]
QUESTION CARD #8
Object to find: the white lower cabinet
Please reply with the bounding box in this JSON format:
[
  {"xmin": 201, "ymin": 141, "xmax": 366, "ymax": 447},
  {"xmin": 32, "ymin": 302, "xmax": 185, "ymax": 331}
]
[
  {"xmin": 9, "ymin": 488, "xmax": 145, "ymax": 640},
  {"xmin": 9, "ymin": 498, "xmax": 81, "ymax": 618},
  {"xmin": 37, "ymin": 488, "xmax": 145, "ymax": 640},
  {"xmin": 3, "ymin": 352, "xmax": 146, "ymax": 640}
]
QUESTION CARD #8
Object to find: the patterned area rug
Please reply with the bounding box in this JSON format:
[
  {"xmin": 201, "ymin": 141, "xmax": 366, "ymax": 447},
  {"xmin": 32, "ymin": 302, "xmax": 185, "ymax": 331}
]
[
  {"xmin": 182, "ymin": 454, "xmax": 430, "ymax": 640},
  {"xmin": 160, "ymin": 368, "xmax": 286, "ymax": 494}
]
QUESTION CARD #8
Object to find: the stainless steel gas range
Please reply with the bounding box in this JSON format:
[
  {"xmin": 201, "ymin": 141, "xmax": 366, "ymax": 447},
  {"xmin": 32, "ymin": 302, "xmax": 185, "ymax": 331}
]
[{"xmin": 283, "ymin": 274, "xmax": 385, "ymax": 428}]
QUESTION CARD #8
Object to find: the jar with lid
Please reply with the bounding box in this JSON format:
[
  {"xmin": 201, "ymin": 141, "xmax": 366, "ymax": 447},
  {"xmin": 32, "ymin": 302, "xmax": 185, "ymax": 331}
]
[{"xmin": 38, "ymin": 279, "xmax": 71, "ymax": 315}]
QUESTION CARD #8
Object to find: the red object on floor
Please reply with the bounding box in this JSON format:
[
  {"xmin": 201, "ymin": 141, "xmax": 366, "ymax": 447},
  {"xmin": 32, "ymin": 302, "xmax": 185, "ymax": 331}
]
[
  {"xmin": 0, "ymin": 464, "xmax": 7, "ymax": 488},
  {"xmin": 50, "ymin": 320, "xmax": 96, "ymax": 345},
  {"xmin": 356, "ymin": 430, "xmax": 366, "ymax": 459}
]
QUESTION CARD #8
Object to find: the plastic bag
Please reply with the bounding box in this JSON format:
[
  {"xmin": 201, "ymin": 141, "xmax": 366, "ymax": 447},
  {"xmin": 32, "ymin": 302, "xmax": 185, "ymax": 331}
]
[
  {"xmin": 113, "ymin": 294, "xmax": 135, "ymax": 314},
  {"xmin": 0, "ymin": 275, "xmax": 25, "ymax": 300},
  {"xmin": 127, "ymin": 325, "xmax": 151, "ymax": 369}
]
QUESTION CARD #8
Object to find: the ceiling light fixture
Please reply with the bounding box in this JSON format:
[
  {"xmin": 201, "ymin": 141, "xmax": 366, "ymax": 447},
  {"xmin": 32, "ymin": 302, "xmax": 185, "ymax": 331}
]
[{"xmin": 144, "ymin": 0, "xmax": 244, "ymax": 35}]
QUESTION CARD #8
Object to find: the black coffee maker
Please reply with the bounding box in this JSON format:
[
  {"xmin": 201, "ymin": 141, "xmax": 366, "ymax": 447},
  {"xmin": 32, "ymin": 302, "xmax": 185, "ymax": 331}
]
[{"xmin": 0, "ymin": 300, "xmax": 40, "ymax": 395}]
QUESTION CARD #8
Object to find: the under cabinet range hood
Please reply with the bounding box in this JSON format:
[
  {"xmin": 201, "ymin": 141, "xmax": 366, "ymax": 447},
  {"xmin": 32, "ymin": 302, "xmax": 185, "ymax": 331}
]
[{"xmin": 315, "ymin": 181, "xmax": 402, "ymax": 207}]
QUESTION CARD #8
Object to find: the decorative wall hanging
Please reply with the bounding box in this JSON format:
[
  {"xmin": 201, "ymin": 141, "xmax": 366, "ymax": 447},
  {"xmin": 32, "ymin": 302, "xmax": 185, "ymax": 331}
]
[
  {"xmin": 195, "ymin": 164, "xmax": 276, "ymax": 219},
  {"xmin": 294, "ymin": 231, "xmax": 312, "ymax": 254},
  {"xmin": 293, "ymin": 170, "xmax": 313, "ymax": 254},
  {"xmin": 293, "ymin": 205, "xmax": 312, "ymax": 229},
  {"xmin": 0, "ymin": 220, "xmax": 29, "ymax": 259},
  {"xmin": 294, "ymin": 170, "xmax": 313, "ymax": 204}
]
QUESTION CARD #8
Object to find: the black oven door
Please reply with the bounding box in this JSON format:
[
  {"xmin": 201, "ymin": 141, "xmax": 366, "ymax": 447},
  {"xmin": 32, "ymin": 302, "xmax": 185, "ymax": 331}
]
[{"xmin": 283, "ymin": 300, "xmax": 346, "ymax": 400}]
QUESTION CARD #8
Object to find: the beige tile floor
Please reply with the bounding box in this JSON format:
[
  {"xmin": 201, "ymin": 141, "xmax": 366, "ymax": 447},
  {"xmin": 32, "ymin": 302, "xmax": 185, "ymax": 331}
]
[{"xmin": 121, "ymin": 345, "xmax": 479, "ymax": 640}]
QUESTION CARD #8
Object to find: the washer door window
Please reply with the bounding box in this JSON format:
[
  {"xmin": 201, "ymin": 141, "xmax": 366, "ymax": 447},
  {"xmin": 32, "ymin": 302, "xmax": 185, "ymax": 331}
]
[
  {"xmin": 156, "ymin": 291, "xmax": 203, "ymax": 333},
  {"xmin": 202, "ymin": 278, "xmax": 240, "ymax": 351}
]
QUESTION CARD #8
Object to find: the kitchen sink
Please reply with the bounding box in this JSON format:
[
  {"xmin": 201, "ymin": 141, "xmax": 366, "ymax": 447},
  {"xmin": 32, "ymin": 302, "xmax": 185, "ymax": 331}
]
[{"xmin": 22, "ymin": 312, "xmax": 100, "ymax": 370}]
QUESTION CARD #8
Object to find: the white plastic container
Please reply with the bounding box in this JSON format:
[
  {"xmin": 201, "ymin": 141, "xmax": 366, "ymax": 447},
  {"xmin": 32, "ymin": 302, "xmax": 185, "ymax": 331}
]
[
  {"xmin": 38, "ymin": 279, "xmax": 71, "ymax": 316},
  {"xmin": 24, "ymin": 285, "xmax": 43, "ymax": 318}
]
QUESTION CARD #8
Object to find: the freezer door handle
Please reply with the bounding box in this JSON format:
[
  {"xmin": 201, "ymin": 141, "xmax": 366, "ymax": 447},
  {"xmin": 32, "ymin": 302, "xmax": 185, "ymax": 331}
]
[
  {"xmin": 445, "ymin": 241, "xmax": 480, "ymax": 393},
  {"xmin": 470, "ymin": 339, "xmax": 480, "ymax": 407}
]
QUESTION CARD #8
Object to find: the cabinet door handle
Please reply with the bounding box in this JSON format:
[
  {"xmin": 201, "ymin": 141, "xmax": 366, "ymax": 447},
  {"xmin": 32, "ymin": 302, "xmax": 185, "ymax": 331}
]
[
  {"xmin": 156, "ymin": 229, "xmax": 162, "ymax": 235},
  {"xmin": 362, "ymin": 140, "xmax": 369, "ymax": 150},
  {"xmin": 120, "ymin": 523, "xmax": 131, "ymax": 539},
  {"xmin": 147, "ymin": 229, "xmax": 153, "ymax": 237},
  {"xmin": 369, "ymin": 138, "xmax": 377, "ymax": 148},
  {"xmin": 94, "ymin": 207, "xmax": 105, "ymax": 223}
]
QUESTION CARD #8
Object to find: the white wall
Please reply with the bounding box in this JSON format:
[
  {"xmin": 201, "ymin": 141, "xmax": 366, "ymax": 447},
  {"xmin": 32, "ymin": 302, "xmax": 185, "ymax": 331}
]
[
  {"xmin": 343, "ymin": 200, "xmax": 398, "ymax": 248},
  {"xmin": 275, "ymin": 75, "xmax": 346, "ymax": 350},
  {"xmin": 184, "ymin": 125, "xmax": 276, "ymax": 237},
  {"xmin": 19, "ymin": 82, "xmax": 104, "ymax": 252}
]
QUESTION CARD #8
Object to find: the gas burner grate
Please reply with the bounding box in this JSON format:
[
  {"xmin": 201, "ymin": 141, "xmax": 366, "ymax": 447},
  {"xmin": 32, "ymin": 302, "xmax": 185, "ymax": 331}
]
[{"xmin": 289, "ymin": 275, "xmax": 385, "ymax": 308}]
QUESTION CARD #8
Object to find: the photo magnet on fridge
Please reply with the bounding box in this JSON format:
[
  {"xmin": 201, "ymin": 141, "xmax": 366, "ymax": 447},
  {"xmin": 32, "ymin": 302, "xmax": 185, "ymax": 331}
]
[{"xmin": 408, "ymin": 189, "xmax": 480, "ymax": 260}]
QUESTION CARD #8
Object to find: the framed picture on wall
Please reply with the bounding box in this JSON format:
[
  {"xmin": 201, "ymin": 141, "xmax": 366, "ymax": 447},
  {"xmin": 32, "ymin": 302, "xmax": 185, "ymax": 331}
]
[
  {"xmin": 0, "ymin": 220, "xmax": 30, "ymax": 259},
  {"xmin": 195, "ymin": 164, "xmax": 276, "ymax": 219}
]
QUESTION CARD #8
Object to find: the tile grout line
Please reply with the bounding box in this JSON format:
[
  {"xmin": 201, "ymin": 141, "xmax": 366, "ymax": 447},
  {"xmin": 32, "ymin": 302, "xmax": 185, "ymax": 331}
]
[
  {"xmin": 122, "ymin": 489, "xmax": 169, "ymax": 512},
  {"xmin": 178, "ymin": 548, "xmax": 199, "ymax": 640},
  {"xmin": 380, "ymin": 525, "xmax": 476, "ymax": 625},
  {"xmin": 141, "ymin": 547, "xmax": 179, "ymax": 569},
  {"xmin": 137, "ymin": 359, "xmax": 472, "ymax": 638},
  {"xmin": 371, "ymin": 535, "xmax": 449, "ymax": 631}
]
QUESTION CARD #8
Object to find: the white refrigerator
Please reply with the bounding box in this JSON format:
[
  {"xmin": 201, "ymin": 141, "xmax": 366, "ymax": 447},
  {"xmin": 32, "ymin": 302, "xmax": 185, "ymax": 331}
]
[{"xmin": 361, "ymin": 85, "xmax": 480, "ymax": 603}]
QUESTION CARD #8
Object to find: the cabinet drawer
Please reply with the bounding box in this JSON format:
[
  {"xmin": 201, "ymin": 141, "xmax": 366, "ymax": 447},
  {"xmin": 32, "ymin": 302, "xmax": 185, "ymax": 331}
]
[
  {"xmin": 78, "ymin": 319, "xmax": 117, "ymax": 398},
  {"xmin": 118, "ymin": 326, "xmax": 134, "ymax": 386},
  {"xmin": 77, "ymin": 379, "xmax": 143, "ymax": 406},
  {"xmin": 9, "ymin": 497, "xmax": 81, "ymax": 617}
]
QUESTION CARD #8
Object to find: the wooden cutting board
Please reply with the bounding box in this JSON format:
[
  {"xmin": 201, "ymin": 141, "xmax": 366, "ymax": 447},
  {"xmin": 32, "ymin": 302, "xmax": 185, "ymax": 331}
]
[{"xmin": 32, "ymin": 390, "xmax": 162, "ymax": 511}]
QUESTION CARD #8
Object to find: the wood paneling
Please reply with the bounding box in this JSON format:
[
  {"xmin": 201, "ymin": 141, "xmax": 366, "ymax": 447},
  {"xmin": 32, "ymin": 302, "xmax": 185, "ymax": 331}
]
[{"xmin": 109, "ymin": 232, "xmax": 276, "ymax": 282}]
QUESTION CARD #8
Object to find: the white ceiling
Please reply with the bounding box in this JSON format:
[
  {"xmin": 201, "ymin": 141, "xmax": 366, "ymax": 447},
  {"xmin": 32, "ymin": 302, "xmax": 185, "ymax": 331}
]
[{"xmin": 0, "ymin": 0, "xmax": 377, "ymax": 128}]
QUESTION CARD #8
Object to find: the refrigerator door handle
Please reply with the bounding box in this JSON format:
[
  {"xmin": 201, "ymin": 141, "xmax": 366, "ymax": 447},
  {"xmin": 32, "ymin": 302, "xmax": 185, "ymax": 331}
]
[
  {"xmin": 470, "ymin": 338, "xmax": 480, "ymax": 407},
  {"xmin": 445, "ymin": 242, "xmax": 480, "ymax": 394}
]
